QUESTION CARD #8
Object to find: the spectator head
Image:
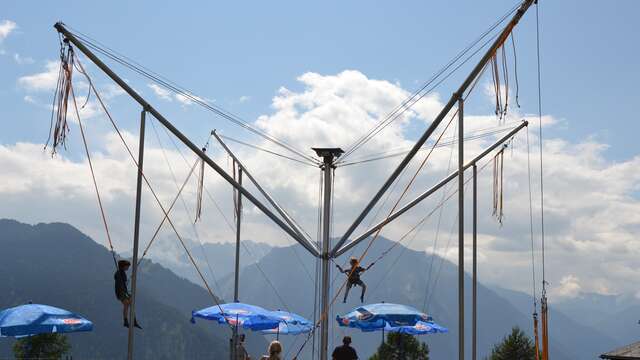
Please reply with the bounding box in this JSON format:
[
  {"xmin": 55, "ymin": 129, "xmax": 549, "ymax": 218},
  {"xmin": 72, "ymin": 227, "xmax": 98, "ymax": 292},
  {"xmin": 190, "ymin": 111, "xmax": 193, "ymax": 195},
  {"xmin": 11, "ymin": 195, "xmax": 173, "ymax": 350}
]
[
  {"xmin": 343, "ymin": 336, "xmax": 352, "ymax": 345},
  {"xmin": 269, "ymin": 340, "xmax": 282, "ymax": 355},
  {"xmin": 118, "ymin": 260, "xmax": 131, "ymax": 270}
]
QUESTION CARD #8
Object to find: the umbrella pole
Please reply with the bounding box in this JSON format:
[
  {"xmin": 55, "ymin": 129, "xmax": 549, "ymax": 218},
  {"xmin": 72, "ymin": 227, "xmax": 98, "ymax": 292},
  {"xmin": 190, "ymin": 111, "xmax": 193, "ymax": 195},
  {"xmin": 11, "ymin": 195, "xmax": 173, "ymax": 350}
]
[{"xmin": 232, "ymin": 314, "xmax": 239, "ymax": 360}]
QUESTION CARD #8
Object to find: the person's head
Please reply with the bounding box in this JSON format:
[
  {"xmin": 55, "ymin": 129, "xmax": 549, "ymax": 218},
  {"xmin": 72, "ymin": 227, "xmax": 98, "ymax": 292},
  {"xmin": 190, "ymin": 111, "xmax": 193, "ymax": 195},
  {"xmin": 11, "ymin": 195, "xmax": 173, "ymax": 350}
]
[
  {"xmin": 342, "ymin": 336, "xmax": 352, "ymax": 346},
  {"xmin": 349, "ymin": 257, "xmax": 358, "ymax": 266},
  {"xmin": 268, "ymin": 340, "xmax": 282, "ymax": 356},
  {"xmin": 239, "ymin": 334, "xmax": 245, "ymax": 342},
  {"xmin": 118, "ymin": 259, "xmax": 131, "ymax": 271}
]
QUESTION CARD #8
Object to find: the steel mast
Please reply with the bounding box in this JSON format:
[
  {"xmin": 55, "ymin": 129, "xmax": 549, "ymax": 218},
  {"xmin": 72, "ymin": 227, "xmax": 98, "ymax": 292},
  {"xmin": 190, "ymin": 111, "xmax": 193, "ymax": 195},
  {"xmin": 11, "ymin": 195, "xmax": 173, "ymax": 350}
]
[{"xmin": 313, "ymin": 147, "xmax": 343, "ymax": 360}]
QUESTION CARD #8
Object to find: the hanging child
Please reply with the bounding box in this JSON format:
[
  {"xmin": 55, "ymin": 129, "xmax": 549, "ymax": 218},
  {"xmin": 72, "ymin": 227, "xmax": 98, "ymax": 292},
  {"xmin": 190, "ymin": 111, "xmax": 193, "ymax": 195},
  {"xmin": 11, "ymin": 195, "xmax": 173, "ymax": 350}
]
[
  {"xmin": 114, "ymin": 259, "xmax": 142, "ymax": 329},
  {"xmin": 336, "ymin": 257, "xmax": 374, "ymax": 303}
]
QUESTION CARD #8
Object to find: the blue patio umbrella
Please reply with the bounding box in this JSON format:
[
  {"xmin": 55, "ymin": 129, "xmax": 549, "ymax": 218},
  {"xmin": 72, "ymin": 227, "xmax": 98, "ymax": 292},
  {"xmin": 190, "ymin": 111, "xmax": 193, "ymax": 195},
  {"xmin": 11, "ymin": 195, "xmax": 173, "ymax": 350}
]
[
  {"xmin": 191, "ymin": 302, "xmax": 281, "ymax": 331},
  {"xmin": 0, "ymin": 304, "xmax": 93, "ymax": 338},
  {"xmin": 336, "ymin": 303, "xmax": 431, "ymax": 332},
  {"xmin": 385, "ymin": 320, "xmax": 448, "ymax": 335},
  {"xmin": 261, "ymin": 310, "xmax": 313, "ymax": 339}
]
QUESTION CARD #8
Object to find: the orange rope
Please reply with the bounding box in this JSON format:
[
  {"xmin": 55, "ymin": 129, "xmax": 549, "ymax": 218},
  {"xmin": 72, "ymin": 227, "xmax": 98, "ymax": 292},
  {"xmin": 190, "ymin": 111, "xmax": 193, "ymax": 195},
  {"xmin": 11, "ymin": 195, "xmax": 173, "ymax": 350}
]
[
  {"xmin": 533, "ymin": 312, "xmax": 540, "ymax": 360},
  {"xmin": 72, "ymin": 53, "xmax": 234, "ymax": 330},
  {"xmin": 70, "ymin": 80, "xmax": 118, "ymax": 268},
  {"xmin": 541, "ymin": 294, "xmax": 549, "ymax": 360}
]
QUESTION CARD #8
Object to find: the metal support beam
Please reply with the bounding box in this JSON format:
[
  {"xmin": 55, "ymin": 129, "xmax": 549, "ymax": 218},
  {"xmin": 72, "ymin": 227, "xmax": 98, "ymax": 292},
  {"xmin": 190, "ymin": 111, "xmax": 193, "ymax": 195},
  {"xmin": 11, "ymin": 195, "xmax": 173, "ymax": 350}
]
[
  {"xmin": 319, "ymin": 160, "xmax": 332, "ymax": 360},
  {"xmin": 334, "ymin": 121, "xmax": 527, "ymax": 257},
  {"xmin": 54, "ymin": 22, "xmax": 308, "ymax": 256},
  {"xmin": 231, "ymin": 166, "xmax": 242, "ymax": 360},
  {"xmin": 213, "ymin": 131, "xmax": 320, "ymax": 256},
  {"xmin": 314, "ymin": 148, "xmax": 342, "ymax": 360},
  {"xmin": 332, "ymin": 0, "xmax": 536, "ymax": 255},
  {"xmin": 127, "ymin": 110, "xmax": 146, "ymax": 360},
  {"xmin": 457, "ymin": 97, "xmax": 464, "ymax": 360},
  {"xmin": 472, "ymin": 163, "xmax": 478, "ymax": 360}
]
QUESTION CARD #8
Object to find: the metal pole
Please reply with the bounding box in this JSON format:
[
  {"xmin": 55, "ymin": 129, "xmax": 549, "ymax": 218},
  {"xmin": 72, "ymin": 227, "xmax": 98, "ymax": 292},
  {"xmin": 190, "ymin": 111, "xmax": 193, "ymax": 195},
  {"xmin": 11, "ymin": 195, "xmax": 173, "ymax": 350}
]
[
  {"xmin": 472, "ymin": 164, "xmax": 478, "ymax": 360},
  {"xmin": 232, "ymin": 167, "xmax": 242, "ymax": 360},
  {"xmin": 332, "ymin": 0, "xmax": 536, "ymax": 255},
  {"xmin": 319, "ymin": 153, "xmax": 335, "ymax": 360},
  {"xmin": 234, "ymin": 167, "xmax": 243, "ymax": 301},
  {"xmin": 213, "ymin": 131, "xmax": 318, "ymax": 254},
  {"xmin": 457, "ymin": 97, "xmax": 464, "ymax": 360},
  {"xmin": 334, "ymin": 121, "xmax": 529, "ymax": 257},
  {"xmin": 127, "ymin": 109, "xmax": 146, "ymax": 360}
]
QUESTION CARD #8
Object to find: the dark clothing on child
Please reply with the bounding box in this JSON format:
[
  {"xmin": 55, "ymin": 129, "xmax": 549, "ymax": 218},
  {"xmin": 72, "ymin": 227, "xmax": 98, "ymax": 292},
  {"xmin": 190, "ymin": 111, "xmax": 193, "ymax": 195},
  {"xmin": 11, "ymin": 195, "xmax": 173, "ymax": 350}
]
[
  {"xmin": 343, "ymin": 266, "xmax": 365, "ymax": 284},
  {"xmin": 114, "ymin": 269, "xmax": 130, "ymax": 301},
  {"xmin": 339, "ymin": 265, "xmax": 367, "ymax": 302},
  {"xmin": 332, "ymin": 344, "xmax": 358, "ymax": 360}
]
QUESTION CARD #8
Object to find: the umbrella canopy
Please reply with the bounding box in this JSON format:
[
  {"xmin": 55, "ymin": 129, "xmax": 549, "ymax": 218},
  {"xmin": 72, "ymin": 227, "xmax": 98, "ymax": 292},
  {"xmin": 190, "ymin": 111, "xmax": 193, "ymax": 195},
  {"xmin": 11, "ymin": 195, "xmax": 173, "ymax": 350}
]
[
  {"xmin": 385, "ymin": 320, "xmax": 448, "ymax": 335},
  {"xmin": 261, "ymin": 322, "xmax": 313, "ymax": 335},
  {"xmin": 336, "ymin": 303, "xmax": 431, "ymax": 332},
  {"xmin": 261, "ymin": 311, "xmax": 312, "ymax": 335},
  {"xmin": 191, "ymin": 303, "xmax": 281, "ymax": 331},
  {"xmin": 0, "ymin": 304, "xmax": 93, "ymax": 338}
]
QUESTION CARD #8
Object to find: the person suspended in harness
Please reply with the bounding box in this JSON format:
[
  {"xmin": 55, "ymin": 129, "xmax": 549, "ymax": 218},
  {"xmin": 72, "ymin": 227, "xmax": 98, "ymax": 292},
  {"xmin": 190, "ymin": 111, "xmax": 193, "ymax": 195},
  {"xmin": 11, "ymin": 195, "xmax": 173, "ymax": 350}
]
[
  {"xmin": 336, "ymin": 257, "xmax": 374, "ymax": 303},
  {"xmin": 114, "ymin": 260, "xmax": 142, "ymax": 329}
]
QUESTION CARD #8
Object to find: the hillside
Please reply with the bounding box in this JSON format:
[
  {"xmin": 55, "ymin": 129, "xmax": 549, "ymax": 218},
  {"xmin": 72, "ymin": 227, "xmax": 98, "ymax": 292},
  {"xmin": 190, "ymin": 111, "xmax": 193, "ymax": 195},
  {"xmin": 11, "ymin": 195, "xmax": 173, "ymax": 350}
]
[
  {"xmin": 217, "ymin": 236, "xmax": 615, "ymax": 359},
  {"xmin": 0, "ymin": 219, "xmax": 267, "ymax": 359},
  {"xmin": 129, "ymin": 235, "xmax": 272, "ymax": 287}
]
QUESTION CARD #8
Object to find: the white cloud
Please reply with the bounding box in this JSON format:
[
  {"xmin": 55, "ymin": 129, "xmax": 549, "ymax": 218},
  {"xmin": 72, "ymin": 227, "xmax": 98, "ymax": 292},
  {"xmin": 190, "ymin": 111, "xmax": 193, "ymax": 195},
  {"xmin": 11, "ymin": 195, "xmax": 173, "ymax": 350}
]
[
  {"xmin": 0, "ymin": 20, "xmax": 17, "ymax": 42},
  {"xmin": 175, "ymin": 93, "xmax": 193, "ymax": 105},
  {"xmin": 3, "ymin": 69, "xmax": 640, "ymax": 301},
  {"xmin": 239, "ymin": 95, "xmax": 251, "ymax": 103},
  {"xmin": 101, "ymin": 84, "xmax": 126, "ymax": 100},
  {"xmin": 13, "ymin": 53, "xmax": 34, "ymax": 65},
  {"xmin": 147, "ymin": 83, "xmax": 205, "ymax": 106},
  {"xmin": 18, "ymin": 61, "xmax": 59, "ymax": 91},
  {"xmin": 551, "ymin": 275, "xmax": 582, "ymax": 299},
  {"xmin": 148, "ymin": 83, "xmax": 172, "ymax": 101}
]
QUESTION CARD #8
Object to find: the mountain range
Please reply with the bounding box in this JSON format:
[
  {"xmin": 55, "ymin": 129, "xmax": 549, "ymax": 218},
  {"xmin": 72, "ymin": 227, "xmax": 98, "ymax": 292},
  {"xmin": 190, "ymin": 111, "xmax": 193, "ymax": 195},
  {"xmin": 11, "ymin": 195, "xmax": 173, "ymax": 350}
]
[
  {"xmin": 0, "ymin": 219, "xmax": 266, "ymax": 359},
  {"xmin": 1, "ymin": 218, "xmax": 636, "ymax": 359}
]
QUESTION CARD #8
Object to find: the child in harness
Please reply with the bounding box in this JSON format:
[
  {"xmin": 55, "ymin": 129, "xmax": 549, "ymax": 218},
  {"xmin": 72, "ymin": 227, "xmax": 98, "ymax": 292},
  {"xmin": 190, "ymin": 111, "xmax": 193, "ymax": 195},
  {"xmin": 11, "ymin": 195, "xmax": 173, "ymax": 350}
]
[{"xmin": 336, "ymin": 257, "xmax": 374, "ymax": 303}]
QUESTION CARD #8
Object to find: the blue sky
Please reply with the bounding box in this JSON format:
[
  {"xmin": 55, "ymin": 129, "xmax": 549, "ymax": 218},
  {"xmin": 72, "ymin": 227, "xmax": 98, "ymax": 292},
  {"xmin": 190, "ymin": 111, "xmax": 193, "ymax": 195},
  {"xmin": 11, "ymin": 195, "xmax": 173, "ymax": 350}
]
[
  {"xmin": 2, "ymin": 1, "xmax": 640, "ymax": 300},
  {"xmin": 2, "ymin": 0, "xmax": 639, "ymax": 159}
]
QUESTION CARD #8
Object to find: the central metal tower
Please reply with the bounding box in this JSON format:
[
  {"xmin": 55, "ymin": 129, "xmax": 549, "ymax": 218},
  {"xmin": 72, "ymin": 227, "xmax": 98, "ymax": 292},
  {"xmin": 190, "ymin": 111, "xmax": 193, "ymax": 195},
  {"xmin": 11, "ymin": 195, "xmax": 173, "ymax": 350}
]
[{"xmin": 313, "ymin": 147, "xmax": 343, "ymax": 360}]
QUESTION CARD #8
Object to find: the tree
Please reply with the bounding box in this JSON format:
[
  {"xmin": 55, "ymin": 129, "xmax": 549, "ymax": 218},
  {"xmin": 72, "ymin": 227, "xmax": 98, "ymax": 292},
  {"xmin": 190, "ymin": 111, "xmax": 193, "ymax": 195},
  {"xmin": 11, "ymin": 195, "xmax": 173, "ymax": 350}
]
[
  {"xmin": 13, "ymin": 333, "xmax": 71, "ymax": 360},
  {"xmin": 369, "ymin": 332, "xmax": 429, "ymax": 360},
  {"xmin": 489, "ymin": 327, "xmax": 537, "ymax": 360}
]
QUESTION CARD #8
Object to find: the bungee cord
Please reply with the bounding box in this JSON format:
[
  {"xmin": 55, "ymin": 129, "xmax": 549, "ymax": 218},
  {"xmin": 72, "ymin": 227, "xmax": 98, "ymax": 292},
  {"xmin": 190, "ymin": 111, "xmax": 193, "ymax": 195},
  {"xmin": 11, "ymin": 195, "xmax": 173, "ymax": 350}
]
[
  {"xmin": 62, "ymin": 25, "xmax": 320, "ymax": 166},
  {"xmin": 527, "ymin": 127, "xmax": 540, "ymax": 360},
  {"xmin": 49, "ymin": 0, "xmax": 546, "ymax": 355},
  {"xmin": 293, "ymin": 102, "xmax": 459, "ymax": 359},
  {"xmin": 143, "ymin": 119, "xmax": 225, "ymax": 300},
  {"xmin": 74, "ymin": 53, "xmax": 236, "ymax": 329},
  {"xmin": 338, "ymin": 1, "xmax": 523, "ymax": 164},
  {"xmin": 421, "ymin": 120, "xmax": 459, "ymax": 311},
  {"xmin": 156, "ymin": 120, "xmax": 297, "ymax": 314},
  {"xmin": 339, "ymin": 124, "xmax": 521, "ymax": 167},
  {"xmin": 219, "ymin": 134, "xmax": 318, "ymax": 167},
  {"xmin": 69, "ymin": 66, "xmax": 118, "ymax": 269}
]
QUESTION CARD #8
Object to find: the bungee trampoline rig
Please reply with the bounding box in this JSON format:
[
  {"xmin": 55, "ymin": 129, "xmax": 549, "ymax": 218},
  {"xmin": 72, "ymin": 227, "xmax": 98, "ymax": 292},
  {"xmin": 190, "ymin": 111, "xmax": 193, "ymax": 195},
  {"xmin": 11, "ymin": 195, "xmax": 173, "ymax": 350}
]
[{"xmin": 44, "ymin": 0, "xmax": 550, "ymax": 358}]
